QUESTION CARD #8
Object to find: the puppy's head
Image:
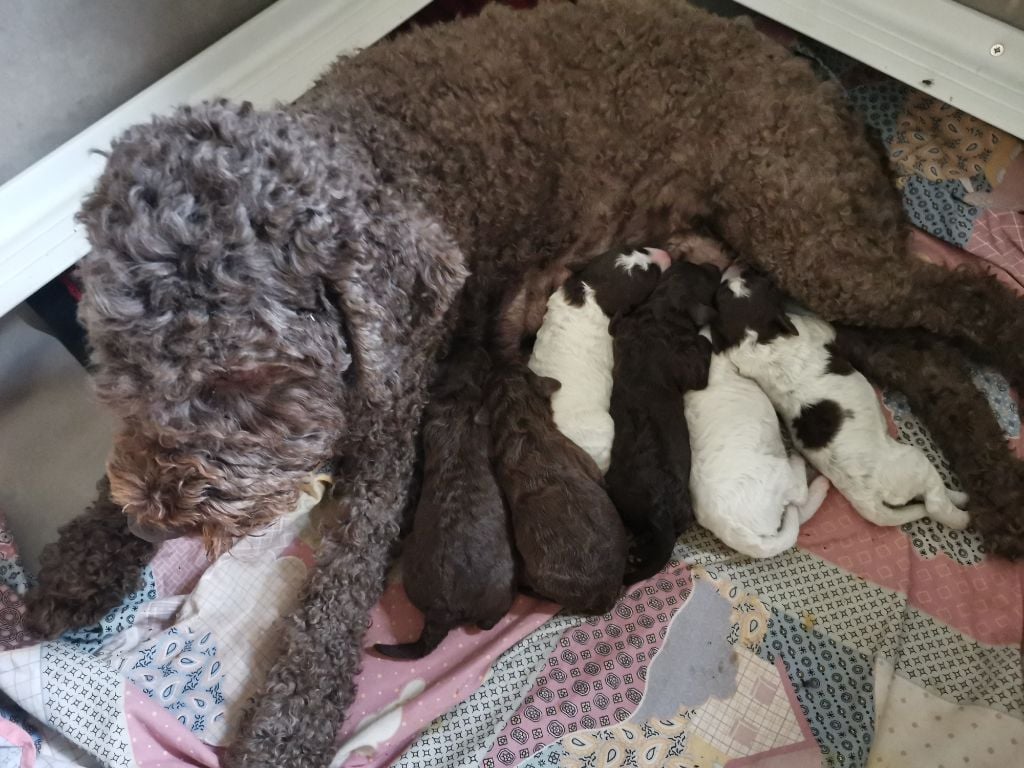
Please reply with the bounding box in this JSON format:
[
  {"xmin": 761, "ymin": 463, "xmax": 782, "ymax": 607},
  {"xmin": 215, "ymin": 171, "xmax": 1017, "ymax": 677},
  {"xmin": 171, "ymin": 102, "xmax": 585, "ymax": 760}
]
[
  {"xmin": 712, "ymin": 265, "xmax": 797, "ymax": 350},
  {"xmin": 648, "ymin": 260, "xmax": 721, "ymax": 329},
  {"xmin": 563, "ymin": 246, "xmax": 669, "ymax": 317}
]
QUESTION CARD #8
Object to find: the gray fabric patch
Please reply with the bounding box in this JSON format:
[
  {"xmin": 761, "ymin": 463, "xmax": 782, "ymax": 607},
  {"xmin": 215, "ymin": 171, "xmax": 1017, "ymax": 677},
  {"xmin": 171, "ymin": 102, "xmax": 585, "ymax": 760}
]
[{"xmin": 629, "ymin": 578, "xmax": 737, "ymax": 722}]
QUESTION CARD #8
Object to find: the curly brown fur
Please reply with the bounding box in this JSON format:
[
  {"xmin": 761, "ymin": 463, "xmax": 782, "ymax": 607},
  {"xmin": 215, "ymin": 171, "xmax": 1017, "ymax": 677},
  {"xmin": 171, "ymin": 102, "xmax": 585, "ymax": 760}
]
[
  {"xmin": 495, "ymin": 260, "xmax": 573, "ymax": 361},
  {"xmin": 373, "ymin": 343, "xmax": 515, "ymax": 660},
  {"xmin": 30, "ymin": 1, "xmax": 1024, "ymax": 764},
  {"xmin": 487, "ymin": 363, "xmax": 626, "ymax": 613},
  {"xmin": 76, "ymin": 100, "xmax": 467, "ymax": 556},
  {"xmin": 666, "ymin": 229, "xmax": 733, "ymax": 270},
  {"xmin": 606, "ymin": 261, "xmax": 718, "ymax": 582},
  {"xmin": 834, "ymin": 326, "xmax": 1024, "ymax": 558},
  {"xmin": 22, "ymin": 477, "xmax": 157, "ymax": 639},
  {"xmin": 227, "ymin": 286, "xmax": 463, "ymax": 766}
]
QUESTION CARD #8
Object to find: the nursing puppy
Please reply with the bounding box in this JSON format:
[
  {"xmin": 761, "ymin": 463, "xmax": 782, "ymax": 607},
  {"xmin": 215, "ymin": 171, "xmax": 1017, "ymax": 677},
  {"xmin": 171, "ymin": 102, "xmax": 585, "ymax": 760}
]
[
  {"xmin": 528, "ymin": 246, "xmax": 670, "ymax": 472},
  {"xmin": 686, "ymin": 328, "xmax": 830, "ymax": 559},
  {"xmin": 713, "ymin": 267, "xmax": 969, "ymax": 530},
  {"xmin": 605, "ymin": 261, "xmax": 718, "ymax": 582},
  {"xmin": 374, "ymin": 344, "xmax": 515, "ymax": 660},
  {"xmin": 487, "ymin": 363, "xmax": 626, "ymax": 614}
]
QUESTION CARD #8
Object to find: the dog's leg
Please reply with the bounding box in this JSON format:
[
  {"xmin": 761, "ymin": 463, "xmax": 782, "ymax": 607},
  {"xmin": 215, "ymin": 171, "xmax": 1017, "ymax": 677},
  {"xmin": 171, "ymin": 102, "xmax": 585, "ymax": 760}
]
[
  {"xmin": 708, "ymin": 126, "xmax": 1024, "ymax": 386},
  {"xmin": 824, "ymin": 260, "xmax": 1024, "ymax": 388},
  {"xmin": 835, "ymin": 326, "xmax": 1024, "ymax": 559},
  {"xmin": 23, "ymin": 476, "xmax": 158, "ymax": 639},
  {"xmin": 225, "ymin": 446, "xmax": 411, "ymax": 768},
  {"xmin": 227, "ymin": 330, "xmax": 485, "ymax": 766}
]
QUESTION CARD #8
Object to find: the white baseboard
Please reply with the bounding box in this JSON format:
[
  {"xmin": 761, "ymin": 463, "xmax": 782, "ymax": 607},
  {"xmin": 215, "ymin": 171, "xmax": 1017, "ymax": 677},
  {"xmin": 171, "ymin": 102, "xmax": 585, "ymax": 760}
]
[
  {"xmin": 0, "ymin": 0, "xmax": 429, "ymax": 318},
  {"xmin": 732, "ymin": 0, "xmax": 1024, "ymax": 137}
]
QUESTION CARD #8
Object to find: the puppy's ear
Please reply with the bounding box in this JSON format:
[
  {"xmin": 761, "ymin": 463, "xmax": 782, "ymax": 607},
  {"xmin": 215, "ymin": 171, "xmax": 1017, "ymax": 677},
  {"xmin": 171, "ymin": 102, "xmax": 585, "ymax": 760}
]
[
  {"xmin": 693, "ymin": 338, "xmax": 713, "ymax": 390},
  {"xmin": 775, "ymin": 311, "xmax": 799, "ymax": 337},
  {"xmin": 562, "ymin": 275, "xmax": 587, "ymax": 307},
  {"xmin": 697, "ymin": 333, "xmax": 714, "ymax": 359},
  {"xmin": 709, "ymin": 324, "xmax": 728, "ymax": 353},
  {"xmin": 698, "ymin": 262, "xmax": 722, "ymax": 281},
  {"xmin": 687, "ymin": 303, "xmax": 717, "ymax": 328},
  {"xmin": 608, "ymin": 312, "xmax": 624, "ymax": 336},
  {"xmin": 537, "ymin": 376, "xmax": 562, "ymax": 398},
  {"xmin": 473, "ymin": 406, "xmax": 490, "ymax": 426}
]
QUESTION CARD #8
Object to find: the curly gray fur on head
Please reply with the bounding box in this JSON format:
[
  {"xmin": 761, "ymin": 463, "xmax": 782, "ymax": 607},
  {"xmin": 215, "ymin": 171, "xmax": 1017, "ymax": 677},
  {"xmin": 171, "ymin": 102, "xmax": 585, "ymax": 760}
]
[{"xmin": 77, "ymin": 99, "xmax": 467, "ymax": 554}]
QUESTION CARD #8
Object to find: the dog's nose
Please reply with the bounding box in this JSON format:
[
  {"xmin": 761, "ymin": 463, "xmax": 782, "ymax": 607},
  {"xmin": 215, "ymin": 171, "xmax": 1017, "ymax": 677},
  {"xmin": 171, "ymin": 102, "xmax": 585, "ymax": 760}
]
[{"xmin": 127, "ymin": 517, "xmax": 183, "ymax": 543}]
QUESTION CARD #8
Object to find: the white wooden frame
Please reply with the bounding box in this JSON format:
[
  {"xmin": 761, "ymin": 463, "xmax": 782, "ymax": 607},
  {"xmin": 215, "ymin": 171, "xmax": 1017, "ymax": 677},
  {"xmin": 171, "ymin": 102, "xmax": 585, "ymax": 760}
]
[{"xmin": 0, "ymin": 0, "xmax": 429, "ymax": 318}]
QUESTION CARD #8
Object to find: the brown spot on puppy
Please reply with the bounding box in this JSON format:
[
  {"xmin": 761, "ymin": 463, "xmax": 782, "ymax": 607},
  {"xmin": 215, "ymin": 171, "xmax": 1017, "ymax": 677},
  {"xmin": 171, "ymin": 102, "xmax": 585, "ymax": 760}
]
[{"xmin": 792, "ymin": 399, "xmax": 847, "ymax": 450}]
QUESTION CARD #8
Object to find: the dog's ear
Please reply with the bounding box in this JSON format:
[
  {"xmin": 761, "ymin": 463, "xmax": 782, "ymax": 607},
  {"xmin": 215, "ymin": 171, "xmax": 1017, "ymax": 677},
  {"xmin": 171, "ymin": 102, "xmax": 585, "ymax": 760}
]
[
  {"xmin": 687, "ymin": 303, "xmax": 717, "ymax": 328},
  {"xmin": 561, "ymin": 275, "xmax": 587, "ymax": 307},
  {"xmin": 694, "ymin": 335, "xmax": 713, "ymax": 390},
  {"xmin": 473, "ymin": 405, "xmax": 490, "ymax": 426},
  {"xmin": 709, "ymin": 324, "xmax": 728, "ymax": 353},
  {"xmin": 537, "ymin": 376, "xmax": 561, "ymax": 398},
  {"xmin": 775, "ymin": 311, "xmax": 799, "ymax": 337},
  {"xmin": 698, "ymin": 262, "xmax": 722, "ymax": 281},
  {"xmin": 608, "ymin": 311, "xmax": 624, "ymax": 336}
]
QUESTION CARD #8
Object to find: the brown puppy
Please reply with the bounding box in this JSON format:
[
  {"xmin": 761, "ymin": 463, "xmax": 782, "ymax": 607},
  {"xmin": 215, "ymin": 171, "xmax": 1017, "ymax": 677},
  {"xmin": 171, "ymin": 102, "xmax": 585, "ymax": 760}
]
[
  {"xmin": 374, "ymin": 343, "xmax": 515, "ymax": 660},
  {"xmin": 487, "ymin": 363, "xmax": 626, "ymax": 614}
]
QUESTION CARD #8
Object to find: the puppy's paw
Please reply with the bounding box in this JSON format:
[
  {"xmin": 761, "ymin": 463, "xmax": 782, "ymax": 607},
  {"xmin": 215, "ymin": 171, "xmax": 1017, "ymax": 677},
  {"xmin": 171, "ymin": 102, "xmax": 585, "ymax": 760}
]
[
  {"xmin": 936, "ymin": 505, "xmax": 971, "ymax": 531},
  {"xmin": 945, "ymin": 488, "xmax": 970, "ymax": 509}
]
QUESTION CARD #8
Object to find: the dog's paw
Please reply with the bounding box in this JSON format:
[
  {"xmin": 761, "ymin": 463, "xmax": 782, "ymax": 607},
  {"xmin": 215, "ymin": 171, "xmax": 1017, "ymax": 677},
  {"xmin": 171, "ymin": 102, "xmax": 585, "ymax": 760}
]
[{"xmin": 21, "ymin": 587, "xmax": 116, "ymax": 639}]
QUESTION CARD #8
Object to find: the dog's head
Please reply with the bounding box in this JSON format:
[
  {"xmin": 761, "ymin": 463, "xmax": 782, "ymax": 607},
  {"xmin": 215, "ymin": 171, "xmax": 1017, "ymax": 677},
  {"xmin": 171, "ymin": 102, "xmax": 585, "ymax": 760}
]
[
  {"xmin": 563, "ymin": 246, "xmax": 669, "ymax": 318},
  {"xmin": 78, "ymin": 100, "xmax": 466, "ymax": 554},
  {"xmin": 646, "ymin": 260, "xmax": 721, "ymax": 328},
  {"xmin": 711, "ymin": 265, "xmax": 797, "ymax": 350}
]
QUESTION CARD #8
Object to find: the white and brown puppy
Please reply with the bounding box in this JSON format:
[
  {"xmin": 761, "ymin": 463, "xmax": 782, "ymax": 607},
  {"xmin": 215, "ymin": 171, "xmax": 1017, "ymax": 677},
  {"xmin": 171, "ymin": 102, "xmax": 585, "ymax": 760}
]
[
  {"xmin": 528, "ymin": 246, "xmax": 670, "ymax": 472},
  {"xmin": 712, "ymin": 266, "xmax": 969, "ymax": 530}
]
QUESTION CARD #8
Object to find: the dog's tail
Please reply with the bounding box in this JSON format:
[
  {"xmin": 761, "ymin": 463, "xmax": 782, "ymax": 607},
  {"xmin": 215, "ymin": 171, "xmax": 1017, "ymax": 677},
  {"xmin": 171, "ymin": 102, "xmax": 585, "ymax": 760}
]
[
  {"xmin": 373, "ymin": 616, "xmax": 451, "ymax": 660},
  {"xmin": 834, "ymin": 326, "xmax": 1022, "ymax": 557}
]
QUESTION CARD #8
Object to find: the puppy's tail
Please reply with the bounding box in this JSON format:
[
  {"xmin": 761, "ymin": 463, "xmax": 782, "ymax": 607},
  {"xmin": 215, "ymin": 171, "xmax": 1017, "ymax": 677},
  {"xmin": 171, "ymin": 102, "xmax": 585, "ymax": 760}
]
[{"xmin": 373, "ymin": 617, "xmax": 450, "ymax": 660}]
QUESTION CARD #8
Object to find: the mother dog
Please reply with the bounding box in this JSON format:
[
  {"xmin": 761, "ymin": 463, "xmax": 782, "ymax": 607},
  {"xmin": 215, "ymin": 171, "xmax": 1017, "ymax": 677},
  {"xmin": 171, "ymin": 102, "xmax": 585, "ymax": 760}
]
[{"xmin": 25, "ymin": 2, "xmax": 1024, "ymax": 765}]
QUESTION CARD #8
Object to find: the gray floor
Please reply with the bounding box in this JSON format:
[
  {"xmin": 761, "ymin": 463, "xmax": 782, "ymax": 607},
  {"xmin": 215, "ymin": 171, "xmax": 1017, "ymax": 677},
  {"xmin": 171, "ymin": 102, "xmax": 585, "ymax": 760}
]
[
  {"xmin": 0, "ymin": 1, "xmax": 278, "ymax": 571},
  {"xmin": 0, "ymin": 309, "xmax": 114, "ymax": 574},
  {"xmin": 0, "ymin": 0, "xmax": 274, "ymax": 184}
]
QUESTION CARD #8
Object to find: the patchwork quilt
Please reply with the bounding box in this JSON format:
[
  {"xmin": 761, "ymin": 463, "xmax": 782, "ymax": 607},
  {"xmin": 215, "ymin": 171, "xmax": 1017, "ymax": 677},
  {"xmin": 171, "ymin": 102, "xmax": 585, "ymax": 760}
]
[{"xmin": 1, "ymin": 14, "xmax": 1023, "ymax": 768}]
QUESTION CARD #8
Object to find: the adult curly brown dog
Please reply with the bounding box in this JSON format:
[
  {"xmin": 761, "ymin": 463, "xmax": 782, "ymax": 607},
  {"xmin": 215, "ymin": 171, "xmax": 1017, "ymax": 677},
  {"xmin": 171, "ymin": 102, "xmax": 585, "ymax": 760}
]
[{"xmin": 23, "ymin": 1, "xmax": 1024, "ymax": 766}]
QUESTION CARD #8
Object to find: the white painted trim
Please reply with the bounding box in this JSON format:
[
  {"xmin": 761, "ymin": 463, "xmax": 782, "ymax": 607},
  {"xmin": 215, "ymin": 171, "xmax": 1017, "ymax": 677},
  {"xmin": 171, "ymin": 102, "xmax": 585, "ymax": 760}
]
[
  {"xmin": 732, "ymin": 0, "xmax": 1024, "ymax": 137},
  {"xmin": 0, "ymin": 0, "xmax": 429, "ymax": 318}
]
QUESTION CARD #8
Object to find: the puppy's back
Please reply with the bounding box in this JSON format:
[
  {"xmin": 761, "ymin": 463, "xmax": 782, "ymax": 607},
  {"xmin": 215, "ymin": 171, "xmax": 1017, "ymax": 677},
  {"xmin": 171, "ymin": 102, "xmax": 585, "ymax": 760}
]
[{"xmin": 487, "ymin": 365, "xmax": 625, "ymax": 613}]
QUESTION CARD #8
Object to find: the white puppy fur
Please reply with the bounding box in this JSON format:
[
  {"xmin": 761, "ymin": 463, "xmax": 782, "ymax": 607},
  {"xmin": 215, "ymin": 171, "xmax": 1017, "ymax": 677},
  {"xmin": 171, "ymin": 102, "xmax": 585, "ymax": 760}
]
[
  {"xmin": 722, "ymin": 283, "xmax": 969, "ymax": 530},
  {"xmin": 686, "ymin": 330, "xmax": 830, "ymax": 558},
  {"xmin": 529, "ymin": 284, "xmax": 616, "ymax": 471},
  {"xmin": 528, "ymin": 248, "xmax": 668, "ymax": 472}
]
